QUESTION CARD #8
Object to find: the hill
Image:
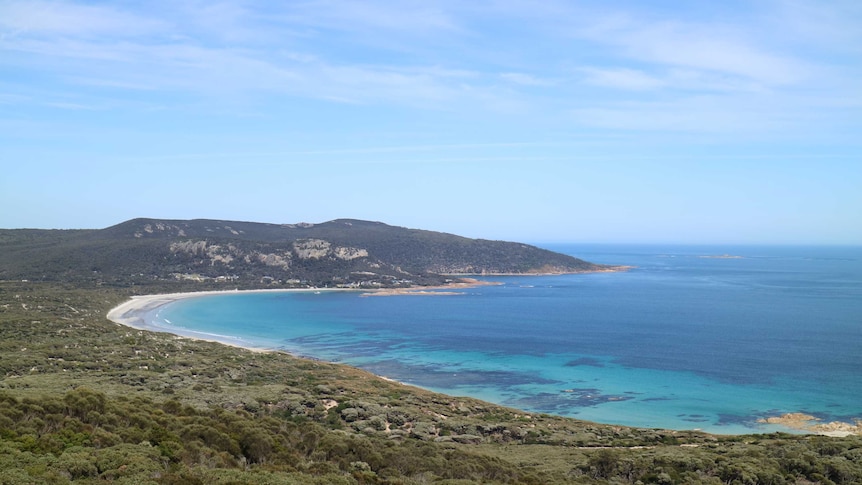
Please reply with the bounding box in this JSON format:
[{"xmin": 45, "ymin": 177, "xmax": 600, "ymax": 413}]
[{"xmin": 0, "ymin": 218, "xmax": 616, "ymax": 288}]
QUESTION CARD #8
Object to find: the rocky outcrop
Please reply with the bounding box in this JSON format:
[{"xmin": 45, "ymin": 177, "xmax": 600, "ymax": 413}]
[
  {"xmin": 252, "ymin": 252, "xmax": 291, "ymax": 270},
  {"xmin": 334, "ymin": 246, "xmax": 369, "ymax": 260},
  {"xmin": 759, "ymin": 413, "xmax": 862, "ymax": 437},
  {"xmin": 136, "ymin": 222, "xmax": 186, "ymax": 238},
  {"xmin": 293, "ymin": 239, "xmax": 368, "ymax": 261},
  {"xmin": 293, "ymin": 239, "xmax": 332, "ymax": 259}
]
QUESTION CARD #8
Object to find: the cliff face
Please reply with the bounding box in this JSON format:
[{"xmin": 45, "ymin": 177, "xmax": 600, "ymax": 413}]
[{"xmin": 0, "ymin": 218, "xmax": 614, "ymax": 288}]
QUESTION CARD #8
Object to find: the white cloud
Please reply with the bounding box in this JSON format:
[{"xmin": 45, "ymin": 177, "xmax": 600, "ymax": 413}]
[
  {"xmin": 0, "ymin": 1, "xmax": 494, "ymax": 109},
  {"xmin": 563, "ymin": 9, "xmax": 812, "ymax": 88},
  {"xmin": 43, "ymin": 101, "xmax": 101, "ymax": 110},
  {"xmin": 498, "ymin": 1, "xmax": 818, "ymax": 89},
  {"xmin": 621, "ymin": 23, "xmax": 808, "ymax": 86},
  {"xmin": 274, "ymin": 0, "xmax": 463, "ymax": 36},
  {"xmin": 0, "ymin": 0, "xmax": 858, "ymax": 138},
  {"xmin": 579, "ymin": 66, "xmax": 770, "ymax": 94},
  {"xmin": 0, "ymin": 92, "xmax": 30, "ymax": 104},
  {"xmin": 0, "ymin": 0, "xmax": 166, "ymax": 37},
  {"xmin": 663, "ymin": 68, "xmax": 764, "ymax": 93},
  {"xmin": 65, "ymin": 77, "xmax": 160, "ymax": 91},
  {"xmin": 1, "ymin": 3, "xmax": 522, "ymax": 112},
  {"xmin": 571, "ymin": 94, "xmax": 802, "ymax": 134},
  {"xmin": 500, "ymin": 72, "xmax": 553, "ymax": 87},
  {"xmin": 580, "ymin": 67, "xmax": 663, "ymax": 91},
  {"xmin": 768, "ymin": 0, "xmax": 862, "ymax": 53}
]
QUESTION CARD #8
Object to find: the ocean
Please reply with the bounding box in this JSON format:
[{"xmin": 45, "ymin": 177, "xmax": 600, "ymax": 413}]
[{"xmin": 150, "ymin": 245, "xmax": 862, "ymax": 434}]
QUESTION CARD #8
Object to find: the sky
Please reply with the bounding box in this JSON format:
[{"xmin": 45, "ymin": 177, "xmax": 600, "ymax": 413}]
[{"xmin": 1, "ymin": 0, "xmax": 860, "ymax": 244}]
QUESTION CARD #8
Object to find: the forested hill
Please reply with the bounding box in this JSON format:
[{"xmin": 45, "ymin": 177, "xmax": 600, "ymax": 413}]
[{"xmin": 0, "ymin": 218, "xmax": 615, "ymax": 288}]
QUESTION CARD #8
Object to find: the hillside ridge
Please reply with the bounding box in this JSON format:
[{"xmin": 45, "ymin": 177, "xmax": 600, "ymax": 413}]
[{"xmin": 0, "ymin": 217, "xmax": 618, "ymax": 289}]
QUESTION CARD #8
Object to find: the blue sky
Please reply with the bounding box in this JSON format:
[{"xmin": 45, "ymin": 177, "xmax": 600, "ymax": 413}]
[{"xmin": 1, "ymin": 0, "xmax": 860, "ymax": 244}]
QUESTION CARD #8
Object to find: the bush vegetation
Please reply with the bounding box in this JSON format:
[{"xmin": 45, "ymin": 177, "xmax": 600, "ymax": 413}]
[
  {"xmin": 0, "ymin": 218, "xmax": 611, "ymax": 290},
  {"xmin": 1, "ymin": 281, "xmax": 861, "ymax": 484}
]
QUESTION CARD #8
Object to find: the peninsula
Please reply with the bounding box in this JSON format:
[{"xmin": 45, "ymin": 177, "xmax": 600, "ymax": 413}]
[{"xmin": 0, "ymin": 218, "xmax": 622, "ymax": 290}]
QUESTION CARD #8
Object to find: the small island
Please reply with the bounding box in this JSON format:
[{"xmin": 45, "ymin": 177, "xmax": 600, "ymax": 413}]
[{"xmin": 698, "ymin": 254, "xmax": 744, "ymax": 259}]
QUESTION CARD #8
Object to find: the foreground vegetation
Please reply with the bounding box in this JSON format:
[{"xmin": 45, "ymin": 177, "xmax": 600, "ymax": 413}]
[{"xmin": 1, "ymin": 281, "xmax": 861, "ymax": 484}]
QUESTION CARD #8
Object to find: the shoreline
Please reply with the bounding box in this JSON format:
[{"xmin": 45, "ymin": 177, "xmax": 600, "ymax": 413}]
[
  {"xmin": 106, "ymin": 279, "xmax": 499, "ymax": 347},
  {"xmin": 361, "ymin": 278, "xmax": 502, "ymax": 296},
  {"xmin": 106, "ymin": 281, "xmax": 859, "ymax": 438},
  {"xmin": 106, "ymin": 287, "xmax": 349, "ymax": 352}
]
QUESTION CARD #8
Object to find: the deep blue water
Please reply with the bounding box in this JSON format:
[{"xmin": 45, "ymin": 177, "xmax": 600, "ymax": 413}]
[{"xmin": 152, "ymin": 245, "xmax": 862, "ymax": 434}]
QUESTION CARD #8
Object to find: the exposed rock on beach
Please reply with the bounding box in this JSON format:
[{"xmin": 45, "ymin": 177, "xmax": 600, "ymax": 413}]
[{"xmin": 759, "ymin": 413, "xmax": 862, "ymax": 437}]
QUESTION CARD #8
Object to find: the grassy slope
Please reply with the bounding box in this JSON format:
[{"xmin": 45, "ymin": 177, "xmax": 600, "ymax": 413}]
[{"xmin": 1, "ymin": 281, "xmax": 860, "ymax": 484}]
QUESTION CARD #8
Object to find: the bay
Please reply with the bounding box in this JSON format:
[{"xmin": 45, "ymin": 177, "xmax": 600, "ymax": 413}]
[{"xmin": 150, "ymin": 245, "xmax": 862, "ymax": 434}]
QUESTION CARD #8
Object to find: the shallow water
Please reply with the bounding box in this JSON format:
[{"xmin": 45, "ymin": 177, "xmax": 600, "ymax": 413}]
[{"xmin": 152, "ymin": 245, "xmax": 862, "ymax": 434}]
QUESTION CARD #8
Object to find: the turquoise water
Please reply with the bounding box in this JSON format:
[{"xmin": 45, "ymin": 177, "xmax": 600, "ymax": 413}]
[{"xmin": 151, "ymin": 245, "xmax": 862, "ymax": 434}]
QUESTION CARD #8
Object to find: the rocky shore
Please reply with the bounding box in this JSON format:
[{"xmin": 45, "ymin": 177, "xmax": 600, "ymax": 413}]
[{"xmin": 759, "ymin": 413, "xmax": 862, "ymax": 437}]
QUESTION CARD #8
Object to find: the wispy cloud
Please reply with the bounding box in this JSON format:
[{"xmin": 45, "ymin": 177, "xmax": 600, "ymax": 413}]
[
  {"xmin": 0, "ymin": 92, "xmax": 30, "ymax": 104},
  {"xmin": 2, "ymin": 14, "xmax": 516, "ymax": 112},
  {"xmin": 768, "ymin": 0, "xmax": 862, "ymax": 52},
  {"xmin": 580, "ymin": 67, "xmax": 664, "ymax": 91},
  {"xmin": 571, "ymin": 93, "xmax": 809, "ymax": 134},
  {"xmin": 623, "ymin": 23, "xmax": 808, "ymax": 86},
  {"xmin": 43, "ymin": 101, "xmax": 102, "ymax": 111},
  {"xmin": 499, "ymin": 72, "xmax": 554, "ymax": 87},
  {"xmin": 0, "ymin": 0, "xmax": 166, "ymax": 37},
  {"xmin": 0, "ymin": 0, "xmax": 859, "ymax": 138},
  {"xmin": 277, "ymin": 0, "xmax": 463, "ymax": 35},
  {"xmin": 565, "ymin": 10, "xmax": 811, "ymax": 89}
]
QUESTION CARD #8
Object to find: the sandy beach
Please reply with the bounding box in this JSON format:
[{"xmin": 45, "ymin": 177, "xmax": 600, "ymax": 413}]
[
  {"xmin": 106, "ymin": 287, "xmax": 350, "ymax": 351},
  {"xmin": 106, "ymin": 279, "xmax": 497, "ymax": 349}
]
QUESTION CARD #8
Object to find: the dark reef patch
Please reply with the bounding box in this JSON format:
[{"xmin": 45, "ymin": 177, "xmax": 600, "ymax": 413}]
[
  {"xmin": 358, "ymin": 359, "xmax": 560, "ymax": 389},
  {"xmin": 564, "ymin": 357, "xmax": 606, "ymax": 368},
  {"xmin": 503, "ymin": 389, "xmax": 632, "ymax": 413}
]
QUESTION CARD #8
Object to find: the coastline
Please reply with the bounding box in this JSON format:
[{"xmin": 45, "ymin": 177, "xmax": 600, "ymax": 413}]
[
  {"xmin": 105, "ymin": 279, "xmax": 860, "ymax": 438},
  {"xmin": 361, "ymin": 278, "xmax": 502, "ymax": 296},
  {"xmin": 106, "ymin": 288, "xmax": 348, "ymax": 352},
  {"xmin": 106, "ymin": 278, "xmax": 498, "ymax": 346}
]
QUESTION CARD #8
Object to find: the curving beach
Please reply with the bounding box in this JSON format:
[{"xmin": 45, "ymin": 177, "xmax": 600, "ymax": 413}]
[
  {"xmin": 105, "ymin": 255, "xmax": 862, "ymax": 437},
  {"xmin": 106, "ymin": 279, "xmax": 498, "ymax": 347},
  {"xmin": 107, "ymin": 288, "xmax": 346, "ymax": 351}
]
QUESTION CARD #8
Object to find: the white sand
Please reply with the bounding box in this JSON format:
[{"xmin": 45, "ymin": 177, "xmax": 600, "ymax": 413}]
[
  {"xmin": 106, "ymin": 278, "xmax": 500, "ymax": 333},
  {"xmin": 104, "ymin": 281, "xmax": 489, "ymax": 352},
  {"xmin": 106, "ymin": 288, "xmax": 346, "ymax": 352}
]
